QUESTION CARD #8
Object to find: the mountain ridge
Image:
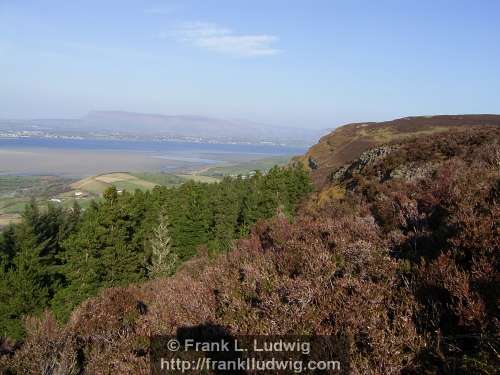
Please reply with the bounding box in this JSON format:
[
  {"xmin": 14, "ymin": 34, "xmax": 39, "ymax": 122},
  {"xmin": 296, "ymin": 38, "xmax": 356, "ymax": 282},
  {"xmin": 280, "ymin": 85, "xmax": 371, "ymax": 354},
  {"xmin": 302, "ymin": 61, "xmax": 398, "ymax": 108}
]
[
  {"xmin": 294, "ymin": 114, "xmax": 500, "ymax": 188},
  {"xmin": 0, "ymin": 111, "xmax": 325, "ymax": 146}
]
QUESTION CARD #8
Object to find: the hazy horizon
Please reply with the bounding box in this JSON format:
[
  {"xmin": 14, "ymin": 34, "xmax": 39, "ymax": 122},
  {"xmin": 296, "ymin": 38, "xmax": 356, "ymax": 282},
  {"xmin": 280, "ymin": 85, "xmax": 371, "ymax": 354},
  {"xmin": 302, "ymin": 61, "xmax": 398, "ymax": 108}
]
[
  {"xmin": 0, "ymin": 109, "xmax": 320, "ymax": 131},
  {"xmin": 1, "ymin": 0, "xmax": 499, "ymax": 129}
]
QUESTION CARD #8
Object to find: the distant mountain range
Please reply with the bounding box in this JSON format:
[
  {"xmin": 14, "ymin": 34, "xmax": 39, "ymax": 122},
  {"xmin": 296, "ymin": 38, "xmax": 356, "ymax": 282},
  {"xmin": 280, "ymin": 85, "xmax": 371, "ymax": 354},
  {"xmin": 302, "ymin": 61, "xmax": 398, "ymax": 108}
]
[{"xmin": 0, "ymin": 111, "xmax": 325, "ymax": 146}]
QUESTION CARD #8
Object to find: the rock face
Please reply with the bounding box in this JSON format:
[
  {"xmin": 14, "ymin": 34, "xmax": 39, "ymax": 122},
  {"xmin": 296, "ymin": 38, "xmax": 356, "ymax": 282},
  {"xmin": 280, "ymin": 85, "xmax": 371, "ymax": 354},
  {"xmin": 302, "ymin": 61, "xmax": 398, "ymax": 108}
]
[
  {"xmin": 330, "ymin": 145, "xmax": 438, "ymax": 185},
  {"xmin": 330, "ymin": 145, "xmax": 395, "ymax": 184},
  {"xmin": 388, "ymin": 161, "xmax": 438, "ymax": 181},
  {"xmin": 308, "ymin": 157, "xmax": 319, "ymax": 170}
]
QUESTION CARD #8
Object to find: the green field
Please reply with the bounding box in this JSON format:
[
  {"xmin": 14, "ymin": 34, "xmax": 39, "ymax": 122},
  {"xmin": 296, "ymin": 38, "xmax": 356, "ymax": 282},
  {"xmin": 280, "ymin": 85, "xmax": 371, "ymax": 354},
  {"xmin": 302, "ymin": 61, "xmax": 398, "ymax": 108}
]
[
  {"xmin": 70, "ymin": 172, "xmax": 190, "ymax": 195},
  {"xmin": 176, "ymin": 174, "xmax": 220, "ymax": 183},
  {"xmin": 0, "ymin": 172, "xmax": 195, "ymax": 227},
  {"xmin": 130, "ymin": 172, "xmax": 187, "ymax": 186},
  {"xmin": 200, "ymin": 156, "xmax": 291, "ymax": 177},
  {"xmin": 0, "ymin": 175, "xmax": 74, "ymax": 198},
  {"xmin": 0, "ymin": 175, "xmax": 94, "ymax": 227},
  {"xmin": 0, "ymin": 196, "xmax": 92, "ymax": 228},
  {"xmin": 0, "ymin": 159, "xmax": 290, "ymax": 227},
  {"xmin": 0, "ymin": 197, "xmax": 28, "ymax": 214},
  {"xmin": 0, "ymin": 175, "xmax": 78, "ymax": 227}
]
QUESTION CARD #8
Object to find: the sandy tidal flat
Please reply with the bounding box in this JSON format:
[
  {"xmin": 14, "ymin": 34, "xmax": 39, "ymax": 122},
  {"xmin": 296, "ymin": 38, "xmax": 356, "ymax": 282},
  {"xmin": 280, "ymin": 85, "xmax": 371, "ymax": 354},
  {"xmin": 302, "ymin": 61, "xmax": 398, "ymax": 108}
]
[
  {"xmin": 0, "ymin": 148, "xmax": 207, "ymax": 177},
  {"xmin": 0, "ymin": 138, "xmax": 305, "ymax": 177}
]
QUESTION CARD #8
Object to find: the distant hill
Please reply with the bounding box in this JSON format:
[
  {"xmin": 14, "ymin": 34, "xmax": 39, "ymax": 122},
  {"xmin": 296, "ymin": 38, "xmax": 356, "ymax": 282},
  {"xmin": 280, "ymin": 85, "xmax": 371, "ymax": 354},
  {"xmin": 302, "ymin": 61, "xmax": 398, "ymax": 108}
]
[
  {"xmin": 294, "ymin": 114, "xmax": 500, "ymax": 187},
  {"xmin": 1, "ymin": 111, "xmax": 324, "ymax": 145}
]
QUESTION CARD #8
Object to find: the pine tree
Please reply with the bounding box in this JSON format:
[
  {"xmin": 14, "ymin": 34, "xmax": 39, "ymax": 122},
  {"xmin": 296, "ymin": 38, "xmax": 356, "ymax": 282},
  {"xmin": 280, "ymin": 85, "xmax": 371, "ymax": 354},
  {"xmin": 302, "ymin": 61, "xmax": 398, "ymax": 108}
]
[
  {"xmin": 51, "ymin": 191, "xmax": 147, "ymax": 321},
  {"xmin": 0, "ymin": 224, "xmax": 49, "ymax": 339},
  {"xmin": 210, "ymin": 179, "xmax": 240, "ymax": 251},
  {"xmin": 147, "ymin": 211, "xmax": 177, "ymax": 277},
  {"xmin": 1, "ymin": 163, "xmax": 313, "ymax": 335},
  {"xmin": 172, "ymin": 182, "xmax": 211, "ymax": 258}
]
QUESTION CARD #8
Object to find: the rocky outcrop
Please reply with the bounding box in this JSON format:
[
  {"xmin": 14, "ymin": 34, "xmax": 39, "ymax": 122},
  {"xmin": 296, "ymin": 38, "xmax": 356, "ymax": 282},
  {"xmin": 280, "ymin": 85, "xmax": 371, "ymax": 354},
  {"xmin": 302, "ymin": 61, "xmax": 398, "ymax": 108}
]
[
  {"xmin": 389, "ymin": 161, "xmax": 438, "ymax": 181},
  {"xmin": 308, "ymin": 157, "xmax": 319, "ymax": 170},
  {"xmin": 330, "ymin": 145, "xmax": 395, "ymax": 183},
  {"xmin": 330, "ymin": 144, "xmax": 445, "ymax": 186}
]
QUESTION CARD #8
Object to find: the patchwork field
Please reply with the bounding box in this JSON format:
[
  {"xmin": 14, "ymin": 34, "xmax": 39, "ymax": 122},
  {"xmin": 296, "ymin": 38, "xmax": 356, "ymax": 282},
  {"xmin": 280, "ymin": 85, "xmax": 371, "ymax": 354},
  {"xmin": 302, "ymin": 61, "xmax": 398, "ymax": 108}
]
[
  {"xmin": 0, "ymin": 171, "xmax": 214, "ymax": 227},
  {"xmin": 70, "ymin": 172, "xmax": 162, "ymax": 195},
  {"xmin": 0, "ymin": 173, "xmax": 167, "ymax": 227},
  {"xmin": 0, "ymin": 155, "xmax": 292, "ymax": 228},
  {"xmin": 0, "ymin": 213, "xmax": 21, "ymax": 227},
  {"xmin": 199, "ymin": 155, "xmax": 291, "ymax": 177},
  {"xmin": 175, "ymin": 174, "xmax": 220, "ymax": 183}
]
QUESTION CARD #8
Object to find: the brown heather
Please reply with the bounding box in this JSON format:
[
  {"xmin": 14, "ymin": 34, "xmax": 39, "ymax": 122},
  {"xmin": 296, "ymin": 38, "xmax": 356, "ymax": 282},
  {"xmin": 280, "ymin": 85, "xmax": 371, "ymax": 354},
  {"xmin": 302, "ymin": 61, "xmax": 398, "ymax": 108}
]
[{"xmin": 2, "ymin": 126, "xmax": 499, "ymax": 374}]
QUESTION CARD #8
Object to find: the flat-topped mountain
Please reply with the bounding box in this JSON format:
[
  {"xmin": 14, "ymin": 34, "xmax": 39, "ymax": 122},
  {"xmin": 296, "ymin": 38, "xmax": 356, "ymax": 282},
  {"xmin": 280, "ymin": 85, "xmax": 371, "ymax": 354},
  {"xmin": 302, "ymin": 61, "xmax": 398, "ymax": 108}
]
[
  {"xmin": 1, "ymin": 111, "xmax": 323, "ymax": 146},
  {"xmin": 295, "ymin": 114, "xmax": 500, "ymax": 187}
]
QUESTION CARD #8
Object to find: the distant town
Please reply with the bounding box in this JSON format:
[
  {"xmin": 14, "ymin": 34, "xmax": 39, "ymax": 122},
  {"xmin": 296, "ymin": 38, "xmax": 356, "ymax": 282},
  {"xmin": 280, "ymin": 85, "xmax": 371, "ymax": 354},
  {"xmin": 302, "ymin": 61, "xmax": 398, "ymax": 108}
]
[{"xmin": 0, "ymin": 128, "xmax": 293, "ymax": 146}]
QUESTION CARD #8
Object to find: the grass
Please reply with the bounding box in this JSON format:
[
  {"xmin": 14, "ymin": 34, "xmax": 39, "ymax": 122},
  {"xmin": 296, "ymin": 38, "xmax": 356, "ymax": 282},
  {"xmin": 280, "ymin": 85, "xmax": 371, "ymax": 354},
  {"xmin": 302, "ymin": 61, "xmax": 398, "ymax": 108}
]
[
  {"xmin": 0, "ymin": 160, "xmax": 288, "ymax": 227},
  {"xmin": 113, "ymin": 180, "xmax": 157, "ymax": 192},
  {"xmin": 366, "ymin": 126, "xmax": 453, "ymax": 142},
  {"xmin": 176, "ymin": 174, "xmax": 220, "ymax": 183},
  {"xmin": 0, "ymin": 213, "xmax": 21, "ymax": 227},
  {"xmin": 0, "ymin": 171, "xmax": 193, "ymax": 227},
  {"xmin": 71, "ymin": 177, "xmax": 110, "ymax": 195},
  {"xmin": 318, "ymin": 185, "xmax": 346, "ymax": 205},
  {"xmin": 0, "ymin": 176, "xmax": 41, "ymax": 195},
  {"xmin": 200, "ymin": 156, "xmax": 291, "ymax": 177},
  {"xmin": 0, "ymin": 175, "xmax": 97, "ymax": 226},
  {"xmin": 0, "ymin": 175, "xmax": 74, "ymax": 198},
  {"xmin": 130, "ymin": 172, "xmax": 187, "ymax": 186},
  {"xmin": 71, "ymin": 172, "xmax": 191, "ymax": 195},
  {"xmin": 93, "ymin": 173, "xmax": 135, "ymax": 183},
  {"xmin": 0, "ymin": 197, "xmax": 29, "ymax": 214},
  {"xmin": 0, "ymin": 196, "xmax": 97, "ymax": 228},
  {"xmin": 2, "ymin": 201, "xmax": 28, "ymax": 214}
]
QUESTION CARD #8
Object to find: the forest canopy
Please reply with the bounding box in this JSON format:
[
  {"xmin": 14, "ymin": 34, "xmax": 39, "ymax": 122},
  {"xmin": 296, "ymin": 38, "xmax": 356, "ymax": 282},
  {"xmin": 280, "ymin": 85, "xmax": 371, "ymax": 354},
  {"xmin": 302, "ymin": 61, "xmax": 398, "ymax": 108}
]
[{"xmin": 0, "ymin": 165, "xmax": 312, "ymax": 339}]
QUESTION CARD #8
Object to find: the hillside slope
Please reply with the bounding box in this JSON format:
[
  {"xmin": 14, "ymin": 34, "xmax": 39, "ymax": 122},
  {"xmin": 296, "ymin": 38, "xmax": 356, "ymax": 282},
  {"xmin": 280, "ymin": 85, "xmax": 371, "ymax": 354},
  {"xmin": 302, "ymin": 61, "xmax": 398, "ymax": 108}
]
[
  {"xmin": 2, "ymin": 123, "xmax": 499, "ymax": 374},
  {"xmin": 296, "ymin": 114, "xmax": 500, "ymax": 188}
]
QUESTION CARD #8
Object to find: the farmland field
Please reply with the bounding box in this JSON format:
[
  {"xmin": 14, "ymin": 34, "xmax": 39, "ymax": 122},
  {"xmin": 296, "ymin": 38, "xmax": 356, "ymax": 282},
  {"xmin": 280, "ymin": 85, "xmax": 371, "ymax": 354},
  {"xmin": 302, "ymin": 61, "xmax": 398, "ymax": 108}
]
[
  {"xmin": 200, "ymin": 155, "xmax": 291, "ymax": 177},
  {"xmin": 0, "ymin": 153, "xmax": 297, "ymax": 227},
  {"xmin": 0, "ymin": 171, "xmax": 211, "ymax": 227}
]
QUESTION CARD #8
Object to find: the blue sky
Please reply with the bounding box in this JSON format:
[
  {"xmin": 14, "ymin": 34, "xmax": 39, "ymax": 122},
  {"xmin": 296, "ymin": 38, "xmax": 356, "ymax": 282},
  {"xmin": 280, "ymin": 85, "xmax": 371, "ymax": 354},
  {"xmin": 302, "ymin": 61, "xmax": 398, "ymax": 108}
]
[{"xmin": 0, "ymin": 0, "xmax": 499, "ymax": 129}]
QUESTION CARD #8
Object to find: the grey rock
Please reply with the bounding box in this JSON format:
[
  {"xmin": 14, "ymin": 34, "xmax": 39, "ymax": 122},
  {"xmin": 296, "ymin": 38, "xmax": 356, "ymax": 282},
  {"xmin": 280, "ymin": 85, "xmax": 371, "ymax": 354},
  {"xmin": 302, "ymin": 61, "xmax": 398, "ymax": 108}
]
[{"xmin": 330, "ymin": 145, "xmax": 396, "ymax": 183}]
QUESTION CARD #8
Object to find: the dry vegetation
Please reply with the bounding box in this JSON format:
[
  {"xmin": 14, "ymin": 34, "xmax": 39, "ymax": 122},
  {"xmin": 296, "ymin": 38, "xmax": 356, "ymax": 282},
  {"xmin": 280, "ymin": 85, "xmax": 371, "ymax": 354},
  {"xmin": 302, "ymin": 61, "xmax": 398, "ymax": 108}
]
[
  {"xmin": 1, "ymin": 125, "xmax": 499, "ymax": 374},
  {"xmin": 295, "ymin": 114, "xmax": 500, "ymax": 188}
]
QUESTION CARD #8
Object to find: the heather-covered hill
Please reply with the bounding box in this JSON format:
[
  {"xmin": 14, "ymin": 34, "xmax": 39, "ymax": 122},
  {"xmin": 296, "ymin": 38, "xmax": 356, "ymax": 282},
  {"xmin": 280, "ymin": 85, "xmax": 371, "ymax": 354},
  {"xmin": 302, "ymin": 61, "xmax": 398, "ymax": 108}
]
[
  {"xmin": 295, "ymin": 114, "xmax": 500, "ymax": 188},
  {"xmin": 2, "ymin": 125, "xmax": 499, "ymax": 374}
]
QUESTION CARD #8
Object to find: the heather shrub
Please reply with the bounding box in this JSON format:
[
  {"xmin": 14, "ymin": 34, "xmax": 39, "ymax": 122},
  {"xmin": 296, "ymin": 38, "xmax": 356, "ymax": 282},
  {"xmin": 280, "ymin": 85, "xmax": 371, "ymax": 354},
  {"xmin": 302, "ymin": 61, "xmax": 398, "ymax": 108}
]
[
  {"xmin": 338, "ymin": 128, "xmax": 500, "ymax": 373},
  {"xmin": 4, "ymin": 312, "xmax": 80, "ymax": 375},
  {"xmin": 3, "ymin": 127, "xmax": 498, "ymax": 374}
]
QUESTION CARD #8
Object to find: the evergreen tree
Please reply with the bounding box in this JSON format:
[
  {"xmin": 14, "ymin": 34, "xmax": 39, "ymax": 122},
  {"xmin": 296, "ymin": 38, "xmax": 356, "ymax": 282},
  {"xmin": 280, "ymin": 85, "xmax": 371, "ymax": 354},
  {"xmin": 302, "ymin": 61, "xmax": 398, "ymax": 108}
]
[
  {"xmin": 52, "ymin": 187, "xmax": 148, "ymax": 321},
  {"xmin": 1, "ymin": 165, "xmax": 313, "ymax": 336},
  {"xmin": 0, "ymin": 223, "xmax": 49, "ymax": 339},
  {"xmin": 171, "ymin": 182, "xmax": 211, "ymax": 259},
  {"xmin": 147, "ymin": 211, "xmax": 177, "ymax": 277},
  {"xmin": 0, "ymin": 224, "xmax": 16, "ymax": 262},
  {"xmin": 210, "ymin": 178, "xmax": 240, "ymax": 251}
]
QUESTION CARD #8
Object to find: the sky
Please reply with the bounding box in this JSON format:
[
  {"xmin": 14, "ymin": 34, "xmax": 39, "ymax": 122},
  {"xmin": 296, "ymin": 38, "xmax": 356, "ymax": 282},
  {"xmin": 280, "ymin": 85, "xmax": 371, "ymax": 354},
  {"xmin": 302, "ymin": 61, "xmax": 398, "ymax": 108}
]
[{"xmin": 0, "ymin": 0, "xmax": 499, "ymax": 129}]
